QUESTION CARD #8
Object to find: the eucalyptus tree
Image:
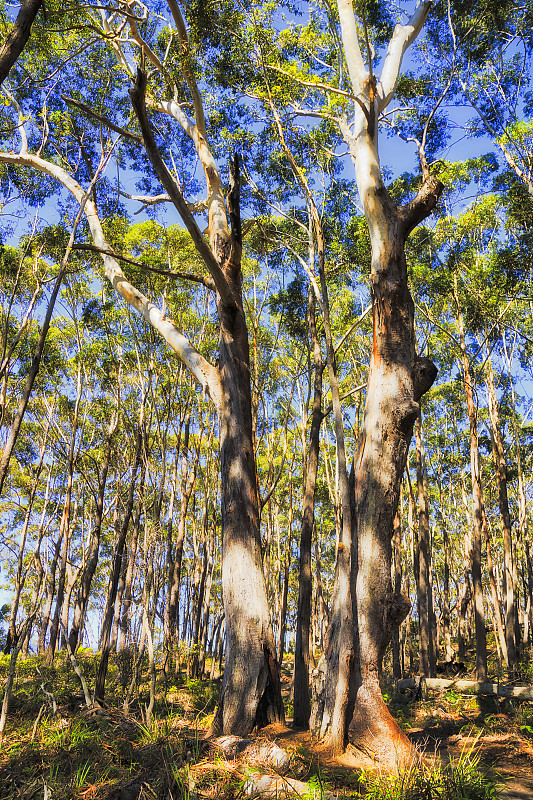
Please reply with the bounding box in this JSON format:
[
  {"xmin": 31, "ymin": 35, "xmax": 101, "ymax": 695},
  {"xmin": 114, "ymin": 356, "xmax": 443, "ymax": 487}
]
[
  {"xmin": 0, "ymin": 1, "xmax": 287, "ymax": 732},
  {"xmin": 425, "ymin": 0, "xmax": 533, "ymax": 195},
  {"xmin": 258, "ymin": 0, "xmax": 442, "ymax": 761}
]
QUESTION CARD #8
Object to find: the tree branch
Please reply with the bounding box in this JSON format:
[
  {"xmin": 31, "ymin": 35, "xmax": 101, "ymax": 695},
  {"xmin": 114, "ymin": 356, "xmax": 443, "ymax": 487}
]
[
  {"xmin": 378, "ymin": 1, "xmax": 433, "ymax": 112},
  {"xmin": 71, "ymin": 242, "xmax": 215, "ymax": 290},
  {"xmin": 398, "ymin": 174, "xmax": 443, "ymax": 238},
  {"xmin": 62, "ymin": 95, "xmax": 143, "ymax": 143},
  {"xmin": 336, "ymin": 0, "xmax": 366, "ymax": 93},
  {"xmin": 0, "ymin": 0, "xmax": 42, "ymax": 87},
  {"xmin": 167, "ymin": 0, "xmax": 207, "ymax": 140},
  {"xmin": 129, "ymin": 68, "xmax": 236, "ymax": 310},
  {"xmin": 0, "ymin": 149, "xmax": 223, "ymax": 409}
]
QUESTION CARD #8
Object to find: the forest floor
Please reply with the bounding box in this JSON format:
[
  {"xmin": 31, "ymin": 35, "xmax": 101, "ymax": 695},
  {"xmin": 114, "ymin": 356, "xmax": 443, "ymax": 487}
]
[{"xmin": 0, "ymin": 650, "xmax": 531, "ymax": 799}]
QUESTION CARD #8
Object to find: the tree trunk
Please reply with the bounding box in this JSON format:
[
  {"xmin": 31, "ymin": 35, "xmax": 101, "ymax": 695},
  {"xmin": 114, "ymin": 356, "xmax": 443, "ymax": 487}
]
[
  {"xmin": 94, "ymin": 425, "xmax": 143, "ymax": 703},
  {"xmin": 454, "ymin": 280, "xmax": 487, "ymax": 681},
  {"xmin": 415, "ymin": 416, "xmax": 436, "ymax": 677},
  {"xmin": 37, "ymin": 532, "xmax": 62, "ymax": 654},
  {"xmin": 213, "ymin": 157, "xmax": 284, "ymax": 734},
  {"xmin": 294, "ymin": 287, "xmax": 323, "ymax": 727},
  {"xmin": 391, "ymin": 508, "xmax": 403, "ymax": 679},
  {"xmin": 69, "ymin": 429, "xmax": 113, "ymax": 652},
  {"xmin": 0, "ymin": 0, "xmax": 43, "ymax": 87},
  {"xmin": 485, "ymin": 352, "xmax": 517, "ymax": 672},
  {"xmin": 5, "ymin": 443, "xmax": 47, "ymax": 654},
  {"xmin": 117, "ymin": 485, "xmax": 144, "ymax": 652},
  {"xmin": 485, "ymin": 516, "xmax": 508, "ymax": 667},
  {"xmin": 320, "ymin": 97, "xmax": 441, "ymax": 762},
  {"xmin": 442, "ymin": 509, "xmax": 453, "ymax": 663}
]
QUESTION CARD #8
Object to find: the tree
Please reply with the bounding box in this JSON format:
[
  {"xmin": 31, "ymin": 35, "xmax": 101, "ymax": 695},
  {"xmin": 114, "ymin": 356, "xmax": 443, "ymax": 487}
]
[
  {"xmin": 0, "ymin": 1, "xmax": 284, "ymax": 733},
  {"xmin": 286, "ymin": 1, "xmax": 442, "ymax": 763}
]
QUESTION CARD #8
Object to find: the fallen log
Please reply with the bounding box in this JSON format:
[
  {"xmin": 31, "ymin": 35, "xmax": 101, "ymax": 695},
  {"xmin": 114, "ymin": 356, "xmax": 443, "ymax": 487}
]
[
  {"xmin": 397, "ymin": 677, "xmax": 533, "ymax": 701},
  {"xmin": 242, "ymin": 772, "xmax": 337, "ymax": 799}
]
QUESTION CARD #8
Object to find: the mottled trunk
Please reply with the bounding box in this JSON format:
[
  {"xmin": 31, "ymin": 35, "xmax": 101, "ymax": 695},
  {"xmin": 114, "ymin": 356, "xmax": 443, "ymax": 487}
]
[
  {"xmin": 294, "ymin": 288, "xmax": 323, "ymax": 726},
  {"xmin": 330, "ymin": 103, "xmax": 440, "ymax": 763},
  {"xmin": 213, "ymin": 158, "xmax": 284, "ymax": 734}
]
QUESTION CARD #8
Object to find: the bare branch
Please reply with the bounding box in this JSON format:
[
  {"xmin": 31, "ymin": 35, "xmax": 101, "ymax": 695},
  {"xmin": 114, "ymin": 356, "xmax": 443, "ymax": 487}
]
[
  {"xmin": 62, "ymin": 94, "xmax": 143, "ymax": 143},
  {"xmin": 378, "ymin": 1, "xmax": 433, "ymax": 112},
  {"xmin": 129, "ymin": 68, "xmax": 236, "ymax": 310},
  {"xmin": 72, "ymin": 241, "xmax": 215, "ymax": 290},
  {"xmin": 0, "ymin": 148, "xmax": 223, "ymax": 408},
  {"xmin": 398, "ymin": 174, "xmax": 443, "ymax": 237}
]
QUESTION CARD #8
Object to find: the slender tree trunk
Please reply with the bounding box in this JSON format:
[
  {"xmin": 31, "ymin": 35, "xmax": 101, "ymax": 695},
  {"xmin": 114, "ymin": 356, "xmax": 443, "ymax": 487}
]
[
  {"xmin": 485, "ymin": 352, "xmax": 518, "ymax": 672},
  {"xmin": 442, "ymin": 513, "xmax": 453, "ymax": 663},
  {"xmin": 0, "ymin": 263, "xmax": 66, "ymax": 497},
  {"xmin": 46, "ymin": 367, "xmax": 82, "ymax": 664},
  {"xmin": 94, "ymin": 424, "xmax": 144, "ymax": 703},
  {"xmin": 294, "ymin": 287, "xmax": 324, "ymax": 727},
  {"xmin": 165, "ymin": 415, "xmax": 197, "ymax": 670},
  {"xmin": 454, "ymin": 281, "xmax": 487, "ymax": 682},
  {"xmin": 277, "ymin": 525, "xmax": 291, "ymax": 670},
  {"xmin": 485, "ymin": 516, "xmax": 508, "ymax": 667},
  {"xmin": 415, "ymin": 416, "xmax": 436, "ymax": 677},
  {"xmin": 391, "ymin": 508, "xmax": 403, "ymax": 679},
  {"xmin": 38, "ymin": 533, "xmax": 62, "ymax": 654},
  {"xmin": 69, "ymin": 428, "xmax": 114, "ymax": 651},
  {"xmin": 117, "ymin": 485, "xmax": 144, "ymax": 652},
  {"xmin": 5, "ymin": 444, "xmax": 46, "ymax": 654}
]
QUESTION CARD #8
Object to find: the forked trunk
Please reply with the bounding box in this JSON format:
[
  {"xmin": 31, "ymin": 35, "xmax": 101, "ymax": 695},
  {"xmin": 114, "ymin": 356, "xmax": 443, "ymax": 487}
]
[{"xmin": 347, "ymin": 204, "xmax": 437, "ymax": 764}]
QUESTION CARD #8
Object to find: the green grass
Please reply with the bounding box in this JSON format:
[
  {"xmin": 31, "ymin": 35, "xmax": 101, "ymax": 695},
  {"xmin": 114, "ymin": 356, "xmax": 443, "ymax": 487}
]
[{"xmin": 360, "ymin": 746, "xmax": 498, "ymax": 800}]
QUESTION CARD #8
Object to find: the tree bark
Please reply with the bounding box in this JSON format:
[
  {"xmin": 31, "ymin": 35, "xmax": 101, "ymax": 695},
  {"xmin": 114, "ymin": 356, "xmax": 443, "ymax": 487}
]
[
  {"xmin": 307, "ymin": 0, "xmax": 440, "ymax": 766},
  {"xmin": 211, "ymin": 156, "xmax": 284, "ymax": 733}
]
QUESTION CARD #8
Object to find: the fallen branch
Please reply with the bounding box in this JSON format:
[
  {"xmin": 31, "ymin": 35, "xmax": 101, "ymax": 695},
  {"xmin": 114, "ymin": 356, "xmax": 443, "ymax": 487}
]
[{"xmin": 397, "ymin": 677, "xmax": 533, "ymax": 701}]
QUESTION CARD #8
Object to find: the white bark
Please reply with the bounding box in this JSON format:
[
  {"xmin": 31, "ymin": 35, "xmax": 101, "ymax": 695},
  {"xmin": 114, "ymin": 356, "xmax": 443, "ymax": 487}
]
[
  {"xmin": 0, "ymin": 151, "xmax": 223, "ymax": 409},
  {"xmin": 398, "ymin": 677, "xmax": 533, "ymax": 701},
  {"xmin": 336, "ymin": 0, "xmax": 366, "ymax": 93},
  {"xmin": 378, "ymin": 2, "xmax": 433, "ymax": 111},
  {"xmin": 157, "ymin": 99, "xmax": 230, "ymax": 250}
]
